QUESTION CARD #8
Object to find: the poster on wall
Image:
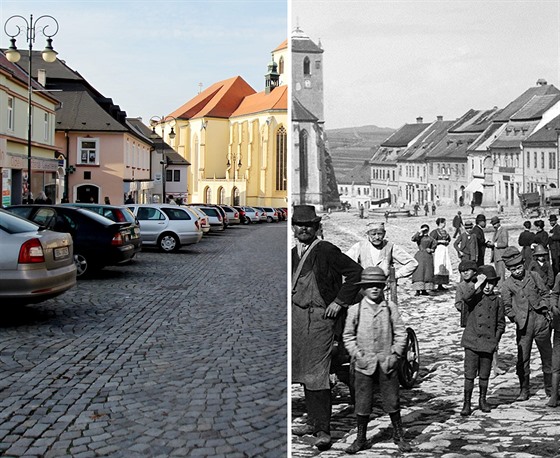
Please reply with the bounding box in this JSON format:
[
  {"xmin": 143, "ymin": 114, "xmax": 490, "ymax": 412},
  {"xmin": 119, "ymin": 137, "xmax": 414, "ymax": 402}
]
[{"xmin": 2, "ymin": 168, "xmax": 12, "ymax": 207}]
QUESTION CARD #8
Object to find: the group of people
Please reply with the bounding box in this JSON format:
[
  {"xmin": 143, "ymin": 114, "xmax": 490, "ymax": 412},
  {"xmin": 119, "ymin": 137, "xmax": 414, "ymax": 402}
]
[{"xmin": 292, "ymin": 204, "xmax": 560, "ymax": 453}]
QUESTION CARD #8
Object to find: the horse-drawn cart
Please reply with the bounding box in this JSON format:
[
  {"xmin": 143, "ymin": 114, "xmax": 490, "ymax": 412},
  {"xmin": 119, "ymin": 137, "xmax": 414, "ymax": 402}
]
[{"xmin": 519, "ymin": 192, "xmax": 546, "ymax": 218}]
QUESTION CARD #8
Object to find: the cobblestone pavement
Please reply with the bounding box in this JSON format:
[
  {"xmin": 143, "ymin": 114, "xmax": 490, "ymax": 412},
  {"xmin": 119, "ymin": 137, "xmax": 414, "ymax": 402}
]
[
  {"xmin": 1, "ymin": 222, "xmax": 287, "ymax": 457},
  {"xmin": 292, "ymin": 207, "xmax": 560, "ymax": 457}
]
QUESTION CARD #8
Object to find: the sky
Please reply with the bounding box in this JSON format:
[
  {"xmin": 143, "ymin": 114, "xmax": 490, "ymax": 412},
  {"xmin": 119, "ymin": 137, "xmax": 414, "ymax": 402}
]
[
  {"xmin": 292, "ymin": 0, "xmax": 560, "ymax": 129},
  {"xmin": 0, "ymin": 0, "xmax": 287, "ymax": 127}
]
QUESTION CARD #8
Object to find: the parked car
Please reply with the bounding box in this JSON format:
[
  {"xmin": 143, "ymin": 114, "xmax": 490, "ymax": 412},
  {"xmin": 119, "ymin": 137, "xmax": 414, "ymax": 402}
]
[
  {"xmin": 254, "ymin": 206, "xmax": 278, "ymax": 223},
  {"xmin": 183, "ymin": 205, "xmax": 211, "ymax": 233},
  {"xmin": 219, "ymin": 205, "xmax": 241, "ymax": 225},
  {"xmin": 239, "ymin": 206, "xmax": 260, "ymax": 224},
  {"xmin": 127, "ymin": 204, "xmax": 203, "ymax": 252},
  {"xmin": 233, "ymin": 206, "xmax": 248, "ymax": 224},
  {"xmin": 6, "ymin": 205, "xmax": 140, "ymax": 277},
  {"xmin": 62, "ymin": 202, "xmax": 141, "ymax": 242},
  {"xmin": 196, "ymin": 206, "xmax": 225, "ymax": 232},
  {"xmin": 191, "ymin": 203, "xmax": 230, "ymax": 228},
  {"xmin": 0, "ymin": 208, "xmax": 77, "ymax": 304}
]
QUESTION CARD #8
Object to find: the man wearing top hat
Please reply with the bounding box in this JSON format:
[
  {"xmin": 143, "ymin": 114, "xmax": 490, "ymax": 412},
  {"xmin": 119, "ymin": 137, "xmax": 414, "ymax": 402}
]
[
  {"xmin": 500, "ymin": 246, "xmax": 553, "ymax": 401},
  {"xmin": 291, "ymin": 205, "xmax": 362, "ymax": 450},
  {"xmin": 549, "ymin": 214, "xmax": 560, "ymax": 277},
  {"xmin": 486, "ymin": 216, "xmax": 509, "ymax": 285}
]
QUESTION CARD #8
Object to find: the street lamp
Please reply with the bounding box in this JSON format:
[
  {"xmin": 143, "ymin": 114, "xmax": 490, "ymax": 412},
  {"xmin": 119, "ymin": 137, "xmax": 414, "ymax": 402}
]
[
  {"xmin": 4, "ymin": 14, "xmax": 59, "ymax": 203},
  {"xmin": 226, "ymin": 151, "xmax": 242, "ymax": 206},
  {"xmin": 150, "ymin": 116, "xmax": 176, "ymax": 203}
]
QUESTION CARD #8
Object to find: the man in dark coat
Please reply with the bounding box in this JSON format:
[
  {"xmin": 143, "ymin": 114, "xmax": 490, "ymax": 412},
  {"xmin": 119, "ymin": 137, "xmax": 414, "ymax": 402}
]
[
  {"xmin": 292, "ymin": 205, "xmax": 362, "ymax": 450},
  {"xmin": 549, "ymin": 214, "xmax": 560, "ymax": 277},
  {"xmin": 471, "ymin": 214, "xmax": 487, "ymax": 267},
  {"xmin": 452, "ymin": 211, "xmax": 463, "ymax": 238}
]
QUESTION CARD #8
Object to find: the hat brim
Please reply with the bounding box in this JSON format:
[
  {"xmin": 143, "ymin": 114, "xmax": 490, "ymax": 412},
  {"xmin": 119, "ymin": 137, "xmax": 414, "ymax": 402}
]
[
  {"xmin": 504, "ymin": 254, "xmax": 524, "ymax": 267},
  {"xmin": 292, "ymin": 216, "xmax": 322, "ymax": 224},
  {"xmin": 357, "ymin": 281, "xmax": 387, "ymax": 286}
]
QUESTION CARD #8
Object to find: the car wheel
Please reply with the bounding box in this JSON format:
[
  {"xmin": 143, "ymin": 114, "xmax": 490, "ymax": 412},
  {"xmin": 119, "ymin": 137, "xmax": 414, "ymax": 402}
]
[
  {"xmin": 243, "ymin": 218, "xmax": 250, "ymax": 225},
  {"xmin": 74, "ymin": 253, "xmax": 89, "ymax": 277},
  {"xmin": 267, "ymin": 216, "xmax": 273, "ymax": 223},
  {"xmin": 158, "ymin": 232, "xmax": 180, "ymax": 252}
]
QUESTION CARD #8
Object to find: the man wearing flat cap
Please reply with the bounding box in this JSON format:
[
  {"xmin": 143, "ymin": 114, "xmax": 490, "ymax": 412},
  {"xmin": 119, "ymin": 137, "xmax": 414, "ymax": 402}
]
[
  {"xmin": 291, "ymin": 205, "xmax": 362, "ymax": 450},
  {"xmin": 501, "ymin": 246, "xmax": 553, "ymax": 401},
  {"xmin": 471, "ymin": 214, "xmax": 487, "ymax": 267},
  {"xmin": 486, "ymin": 216, "xmax": 509, "ymax": 285},
  {"xmin": 453, "ymin": 221, "xmax": 478, "ymax": 262},
  {"xmin": 549, "ymin": 214, "xmax": 560, "ymax": 277},
  {"xmin": 345, "ymin": 221, "xmax": 417, "ymax": 303}
]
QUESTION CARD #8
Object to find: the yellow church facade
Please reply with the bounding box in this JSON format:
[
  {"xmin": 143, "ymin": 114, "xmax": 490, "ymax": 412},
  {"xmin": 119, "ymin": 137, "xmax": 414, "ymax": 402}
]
[{"xmin": 158, "ymin": 40, "xmax": 288, "ymax": 208}]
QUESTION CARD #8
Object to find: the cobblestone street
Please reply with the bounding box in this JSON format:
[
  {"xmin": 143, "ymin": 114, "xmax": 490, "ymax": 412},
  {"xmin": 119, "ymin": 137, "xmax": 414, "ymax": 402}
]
[
  {"xmin": 292, "ymin": 206, "xmax": 560, "ymax": 457},
  {"xmin": 1, "ymin": 223, "xmax": 287, "ymax": 457}
]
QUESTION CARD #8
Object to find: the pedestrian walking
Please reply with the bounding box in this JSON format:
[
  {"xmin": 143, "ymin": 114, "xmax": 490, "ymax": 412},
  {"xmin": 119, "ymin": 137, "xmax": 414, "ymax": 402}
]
[
  {"xmin": 534, "ymin": 220, "xmax": 549, "ymax": 250},
  {"xmin": 457, "ymin": 265, "xmax": 505, "ymax": 416},
  {"xmin": 518, "ymin": 221, "xmax": 536, "ymax": 267},
  {"xmin": 345, "ymin": 221, "xmax": 417, "ymax": 304},
  {"xmin": 453, "ymin": 221, "xmax": 478, "ymax": 262},
  {"xmin": 452, "ymin": 211, "xmax": 463, "ymax": 238},
  {"xmin": 104, "ymin": 196, "xmax": 111, "ymax": 205},
  {"xmin": 548, "ymin": 273, "xmax": 560, "ymax": 407},
  {"xmin": 125, "ymin": 194, "xmax": 134, "ymax": 204},
  {"xmin": 423, "ymin": 202, "xmax": 429, "ymax": 216},
  {"xmin": 413, "ymin": 202, "xmax": 419, "ymax": 217},
  {"xmin": 430, "ymin": 218, "xmax": 452, "ymax": 291},
  {"xmin": 549, "ymin": 215, "xmax": 560, "ymax": 277},
  {"xmin": 411, "ymin": 224, "xmax": 437, "ymax": 296},
  {"xmin": 487, "ymin": 216, "xmax": 509, "ymax": 285},
  {"xmin": 528, "ymin": 244, "xmax": 555, "ymax": 290},
  {"xmin": 471, "ymin": 214, "xmax": 487, "ymax": 267},
  {"xmin": 384, "ymin": 210, "xmax": 389, "ymax": 222},
  {"xmin": 431, "ymin": 203, "xmax": 436, "ymax": 216},
  {"xmin": 501, "ymin": 246, "xmax": 553, "ymax": 401},
  {"xmin": 343, "ymin": 267, "xmax": 413, "ymax": 454},
  {"xmin": 359, "ymin": 203, "xmax": 364, "ymax": 219},
  {"xmin": 470, "ymin": 200, "xmax": 476, "ymax": 214},
  {"xmin": 291, "ymin": 205, "xmax": 362, "ymax": 451}
]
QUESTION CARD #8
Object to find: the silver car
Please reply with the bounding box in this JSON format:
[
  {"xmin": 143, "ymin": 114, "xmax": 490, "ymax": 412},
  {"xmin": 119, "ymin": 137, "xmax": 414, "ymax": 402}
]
[
  {"xmin": 0, "ymin": 208, "xmax": 77, "ymax": 304},
  {"xmin": 196, "ymin": 206, "xmax": 225, "ymax": 232},
  {"xmin": 127, "ymin": 204, "xmax": 203, "ymax": 252},
  {"xmin": 219, "ymin": 205, "xmax": 241, "ymax": 225}
]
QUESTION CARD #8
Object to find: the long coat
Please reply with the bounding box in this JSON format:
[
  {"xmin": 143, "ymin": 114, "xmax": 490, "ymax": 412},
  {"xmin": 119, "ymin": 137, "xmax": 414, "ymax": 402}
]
[
  {"xmin": 518, "ymin": 230, "xmax": 536, "ymax": 266},
  {"xmin": 411, "ymin": 233, "xmax": 437, "ymax": 288},
  {"xmin": 491, "ymin": 225, "xmax": 509, "ymax": 262},
  {"xmin": 292, "ymin": 240, "xmax": 362, "ymax": 390},
  {"xmin": 454, "ymin": 232, "xmax": 478, "ymax": 261},
  {"xmin": 471, "ymin": 224, "xmax": 486, "ymax": 266},
  {"xmin": 461, "ymin": 291, "xmax": 505, "ymax": 354}
]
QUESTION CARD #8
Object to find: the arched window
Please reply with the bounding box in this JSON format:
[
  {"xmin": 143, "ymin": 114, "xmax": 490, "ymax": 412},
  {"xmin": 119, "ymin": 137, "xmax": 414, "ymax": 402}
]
[
  {"xmin": 232, "ymin": 187, "xmax": 240, "ymax": 206},
  {"xmin": 276, "ymin": 126, "xmax": 287, "ymax": 191},
  {"xmin": 218, "ymin": 187, "xmax": 225, "ymax": 204},
  {"xmin": 278, "ymin": 56, "xmax": 284, "ymax": 74},
  {"xmin": 303, "ymin": 56, "xmax": 310, "ymax": 75},
  {"xmin": 299, "ymin": 129, "xmax": 308, "ymax": 190},
  {"xmin": 204, "ymin": 186, "xmax": 211, "ymax": 204}
]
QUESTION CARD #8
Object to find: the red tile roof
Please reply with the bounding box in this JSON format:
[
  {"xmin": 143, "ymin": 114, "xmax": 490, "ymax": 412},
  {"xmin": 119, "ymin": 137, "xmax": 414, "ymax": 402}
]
[
  {"xmin": 274, "ymin": 39, "xmax": 287, "ymax": 51},
  {"xmin": 231, "ymin": 85, "xmax": 287, "ymax": 117},
  {"xmin": 168, "ymin": 76, "xmax": 256, "ymax": 120}
]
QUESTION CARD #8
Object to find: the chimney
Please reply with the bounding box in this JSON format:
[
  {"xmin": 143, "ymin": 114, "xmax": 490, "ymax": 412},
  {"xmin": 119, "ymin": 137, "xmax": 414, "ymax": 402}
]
[
  {"xmin": 38, "ymin": 69, "xmax": 47, "ymax": 87},
  {"xmin": 436, "ymin": 115, "xmax": 443, "ymax": 121},
  {"xmin": 416, "ymin": 116, "xmax": 423, "ymax": 124}
]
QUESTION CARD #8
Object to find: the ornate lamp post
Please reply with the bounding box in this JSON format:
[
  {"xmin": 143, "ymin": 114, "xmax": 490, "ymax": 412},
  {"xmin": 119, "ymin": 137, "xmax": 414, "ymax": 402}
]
[
  {"xmin": 226, "ymin": 151, "xmax": 242, "ymax": 206},
  {"xmin": 150, "ymin": 116, "xmax": 176, "ymax": 203},
  {"xmin": 4, "ymin": 14, "xmax": 59, "ymax": 203}
]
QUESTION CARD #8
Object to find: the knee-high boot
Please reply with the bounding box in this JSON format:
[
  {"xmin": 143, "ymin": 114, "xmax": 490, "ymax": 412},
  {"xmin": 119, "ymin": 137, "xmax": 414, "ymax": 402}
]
[
  {"xmin": 516, "ymin": 375, "xmax": 530, "ymax": 401},
  {"xmin": 479, "ymin": 378, "xmax": 491, "ymax": 413},
  {"xmin": 389, "ymin": 411, "xmax": 412, "ymax": 452},
  {"xmin": 460, "ymin": 378, "xmax": 474, "ymax": 416},
  {"xmin": 547, "ymin": 373, "xmax": 559, "ymax": 407},
  {"xmin": 345, "ymin": 414, "xmax": 369, "ymax": 454},
  {"xmin": 544, "ymin": 372, "xmax": 552, "ymax": 397}
]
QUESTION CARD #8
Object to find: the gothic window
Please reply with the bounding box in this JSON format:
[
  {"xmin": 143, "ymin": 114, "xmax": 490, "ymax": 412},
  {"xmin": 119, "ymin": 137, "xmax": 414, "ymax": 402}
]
[
  {"xmin": 303, "ymin": 57, "xmax": 311, "ymax": 75},
  {"xmin": 278, "ymin": 56, "xmax": 284, "ymax": 74},
  {"xmin": 276, "ymin": 126, "xmax": 287, "ymax": 191},
  {"xmin": 204, "ymin": 187, "xmax": 211, "ymax": 204}
]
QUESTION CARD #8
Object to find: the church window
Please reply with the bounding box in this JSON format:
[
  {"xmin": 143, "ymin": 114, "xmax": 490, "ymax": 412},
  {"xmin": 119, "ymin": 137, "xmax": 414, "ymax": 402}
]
[
  {"xmin": 278, "ymin": 56, "xmax": 284, "ymax": 74},
  {"xmin": 303, "ymin": 57, "xmax": 311, "ymax": 75},
  {"xmin": 204, "ymin": 187, "xmax": 211, "ymax": 204},
  {"xmin": 299, "ymin": 129, "xmax": 308, "ymax": 191},
  {"xmin": 276, "ymin": 126, "xmax": 287, "ymax": 191},
  {"xmin": 315, "ymin": 60, "xmax": 321, "ymax": 69}
]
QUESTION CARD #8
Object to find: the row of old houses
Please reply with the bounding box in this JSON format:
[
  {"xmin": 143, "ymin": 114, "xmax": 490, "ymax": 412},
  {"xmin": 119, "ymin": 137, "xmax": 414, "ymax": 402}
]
[
  {"xmin": 338, "ymin": 79, "xmax": 560, "ymax": 211},
  {"xmin": 1, "ymin": 40, "xmax": 287, "ymax": 207}
]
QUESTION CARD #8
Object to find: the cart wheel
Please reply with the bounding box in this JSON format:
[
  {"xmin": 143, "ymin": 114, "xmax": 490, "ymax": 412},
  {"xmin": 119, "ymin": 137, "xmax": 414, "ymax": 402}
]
[{"xmin": 398, "ymin": 327, "xmax": 420, "ymax": 389}]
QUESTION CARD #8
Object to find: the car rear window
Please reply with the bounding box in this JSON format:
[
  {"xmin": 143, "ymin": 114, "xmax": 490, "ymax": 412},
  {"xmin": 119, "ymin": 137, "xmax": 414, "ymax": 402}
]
[
  {"xmin": 199, "ymin": 207, "xmax": 219, "ymax": 217},
  {"xmin": 162, "ymin": 208, "xmax": 192, "ymax": 220},
  {"xmin": 0, "ymin": 209, "xmax": 40, "ymax": 233}
]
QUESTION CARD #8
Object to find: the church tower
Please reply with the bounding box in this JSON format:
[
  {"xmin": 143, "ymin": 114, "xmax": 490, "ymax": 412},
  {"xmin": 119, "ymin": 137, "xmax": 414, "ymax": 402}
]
[{"xmin": 291, "ymin": 26, "xmax": 339, "ymax": 210}]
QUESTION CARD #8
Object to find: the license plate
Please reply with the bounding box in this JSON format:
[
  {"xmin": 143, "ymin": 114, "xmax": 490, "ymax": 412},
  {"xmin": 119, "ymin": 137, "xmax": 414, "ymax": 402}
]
[{"xmin": 54, "ymin": 246, "xmax": 69, "ymax": 259}]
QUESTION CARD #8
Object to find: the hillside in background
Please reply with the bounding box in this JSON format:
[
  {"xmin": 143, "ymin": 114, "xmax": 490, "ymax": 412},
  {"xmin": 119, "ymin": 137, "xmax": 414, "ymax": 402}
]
[{"xmin": 326, "ymin": 125, "xmax": 395, "ymax": 181}]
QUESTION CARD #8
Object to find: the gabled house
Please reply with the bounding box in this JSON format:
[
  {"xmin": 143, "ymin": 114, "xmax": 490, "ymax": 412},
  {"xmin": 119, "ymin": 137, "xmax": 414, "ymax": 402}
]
[
  {"xmin": 0, "ymin": 52, "xmax": 60, "ymax": 205},
  {"xmin": 14, "ymin": 51, "xmax": 154, "ymax": 204},
  {"xmin": 397, "ymin": 117, "xmax": 454, "ymax": 206},
  {"xmin": 370, "ymin": 117, "xmax": 430, "ymax": 205},
  {"xmin": 336, "ymin": 161, "xmax": 371, "ymax": 210}
]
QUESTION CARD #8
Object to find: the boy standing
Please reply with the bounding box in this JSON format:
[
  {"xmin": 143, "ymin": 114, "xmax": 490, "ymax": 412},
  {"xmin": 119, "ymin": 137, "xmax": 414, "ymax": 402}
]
[
  {"xmin": 501, "ymin": 246, "xmax": 553, "ymax": 400},
  {"xmin": 455, "ymin": 260, "xmax": 479, "ymax": 328},
  {"xmin": 342, "ymin": 267, "xmax": 412, "ymax": 454},
  {"xmin": 457, "ymin": 265, "xmax": 505, "ymax": 415}
]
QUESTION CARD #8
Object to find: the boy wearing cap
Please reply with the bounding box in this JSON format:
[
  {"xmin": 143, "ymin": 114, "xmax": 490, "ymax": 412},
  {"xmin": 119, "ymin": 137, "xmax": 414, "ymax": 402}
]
[
  {"xmin": 527, "ymin": 244, "xmax": 555, "ymax": 290},
  {"xmin": 457, "ymin": 265, "xmax": 505, "ymax": 416},
  {"xmin": 343, "ymin": 267, "xmax": 412, "ymax": 454},
  {"xmin": 501, "ymin": 246, "xmax": 553, "ymax": 401},
  {"xmin": 455, "ymin": 260, "xmax": 479, "ymax": 328},
  {"xmin": 453, "ymin": 221, "xmax": 478, "ymax": 262}
]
